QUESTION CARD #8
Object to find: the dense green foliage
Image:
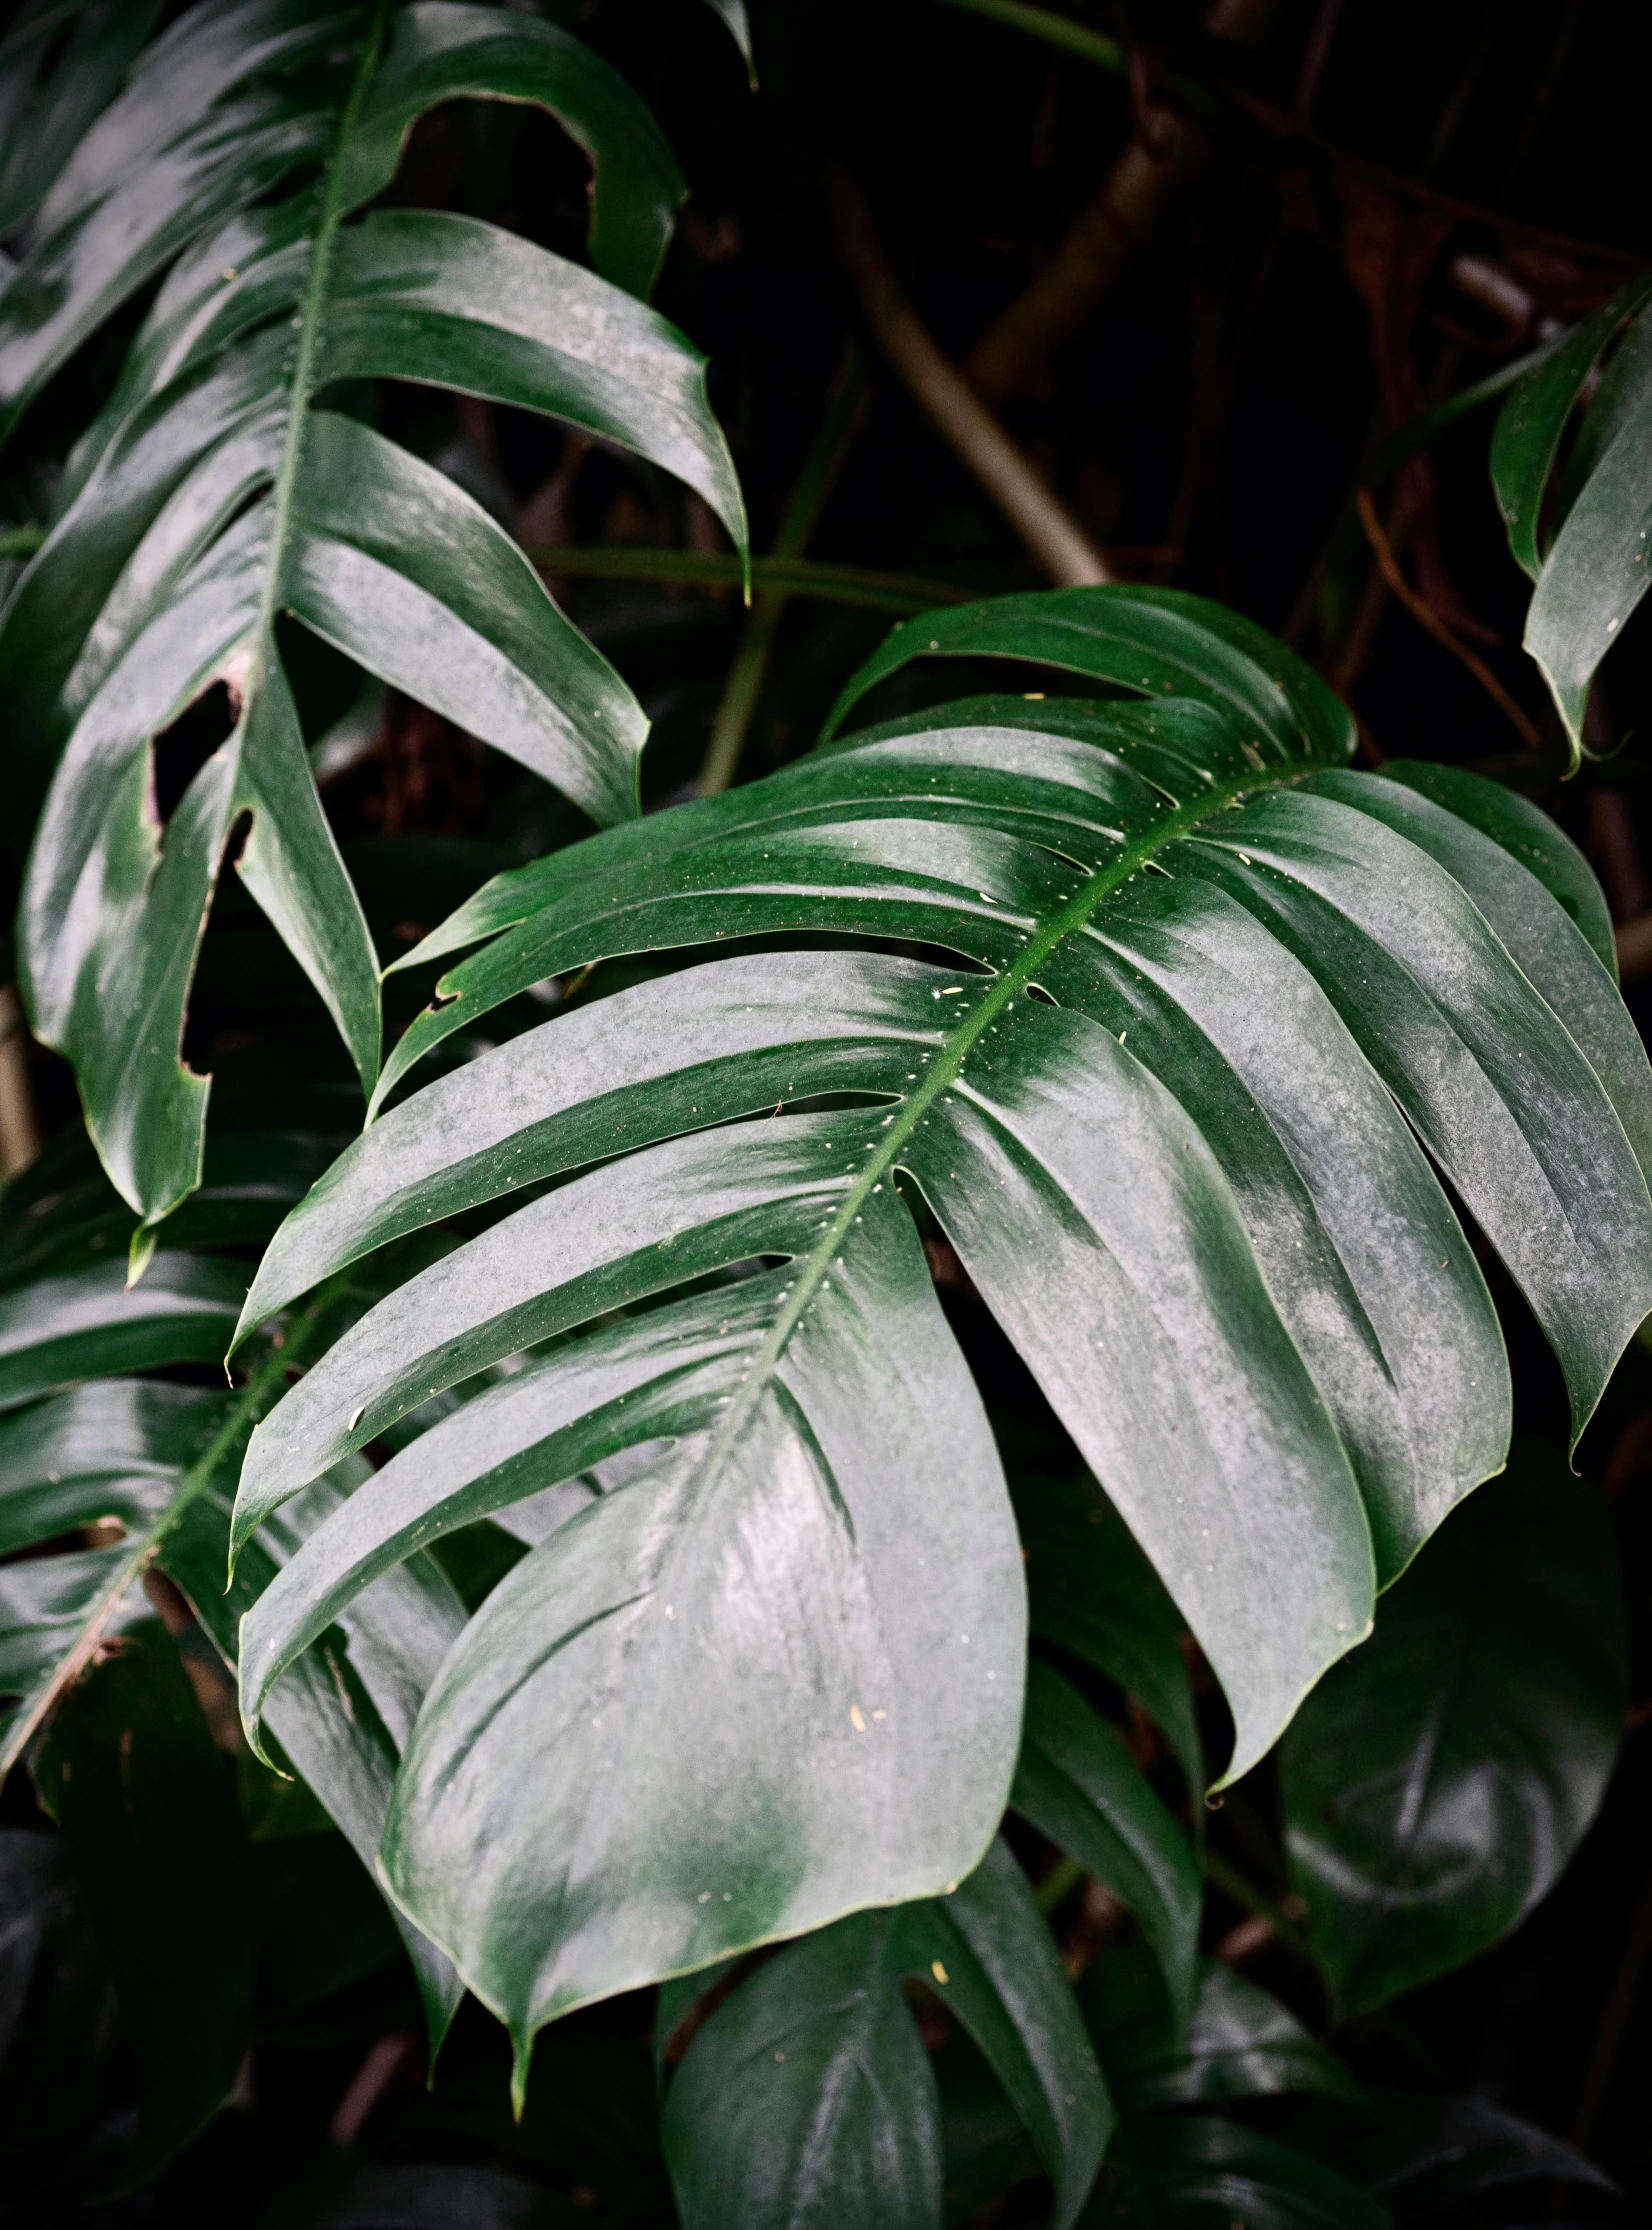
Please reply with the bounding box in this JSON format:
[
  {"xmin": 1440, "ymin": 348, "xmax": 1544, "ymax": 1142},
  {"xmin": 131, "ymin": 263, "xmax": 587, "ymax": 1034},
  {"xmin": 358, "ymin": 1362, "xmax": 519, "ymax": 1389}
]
[{"xmin": 3, "ymin": 2, "xmax": 1652, "ymax": 2225}]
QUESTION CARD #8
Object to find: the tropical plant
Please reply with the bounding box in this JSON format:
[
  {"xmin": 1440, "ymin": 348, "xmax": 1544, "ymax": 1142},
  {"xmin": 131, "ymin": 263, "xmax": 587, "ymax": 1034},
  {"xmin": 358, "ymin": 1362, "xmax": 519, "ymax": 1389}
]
[
  {"xmin": 0, "ymin": 0, "xmax": 743, "ymax": 1246},
  {"xmin": 3, "ymin": 2, "xmax": 1652, "ymax": 2226}
]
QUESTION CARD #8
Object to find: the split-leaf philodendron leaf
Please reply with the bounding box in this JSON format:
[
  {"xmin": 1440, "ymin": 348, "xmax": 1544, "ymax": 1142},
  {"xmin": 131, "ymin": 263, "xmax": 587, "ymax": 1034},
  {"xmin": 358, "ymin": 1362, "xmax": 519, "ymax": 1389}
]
[
  {"xmin": 225, "ymin": 583, "xmax": 1652, "ymax": 2082},
  {"xmin": 0, "ymin": 0, "xmax": 745, "ymax": 1233}
]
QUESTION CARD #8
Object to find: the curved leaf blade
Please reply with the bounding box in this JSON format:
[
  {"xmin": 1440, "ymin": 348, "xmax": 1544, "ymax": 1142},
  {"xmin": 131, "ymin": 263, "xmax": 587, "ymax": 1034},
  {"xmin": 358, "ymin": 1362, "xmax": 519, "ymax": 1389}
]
[
  {"xmin": 339, "ymin": 1, "xmax": 686, "ymax": 298},
  {"xmin": 1281, "ymin": 1438, "xmax": 1626, "ymax": 2014},
  {"xmin": 662, "ymin": 1840, "xmax": 1108, "ymax": 2230}
]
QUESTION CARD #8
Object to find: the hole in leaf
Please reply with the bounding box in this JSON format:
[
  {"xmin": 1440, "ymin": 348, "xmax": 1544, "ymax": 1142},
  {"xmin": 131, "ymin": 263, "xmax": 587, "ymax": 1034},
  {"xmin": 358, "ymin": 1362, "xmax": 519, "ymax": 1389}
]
[{"xmin": 151, "ymin": 682, "xmax": 237, "ymax": 826}]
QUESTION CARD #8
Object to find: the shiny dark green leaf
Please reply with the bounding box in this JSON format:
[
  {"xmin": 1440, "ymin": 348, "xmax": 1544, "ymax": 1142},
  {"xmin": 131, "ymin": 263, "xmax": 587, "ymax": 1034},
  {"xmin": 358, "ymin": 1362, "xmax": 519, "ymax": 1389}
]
[
  {"xmin": 1082, "ymin": 2118, "xmax": 1389, "ymax": 2230},
  {"xmin": 3, "ymin": 0, "xmax": 741, "ymax": 1225},
  {"xmin": 226, "ymin": 586, "xmax": 1649, "ymax": 2081},
  {"xmin": 339, "ymin": 2, "xmax": 686, "ymax": 299},
  {"xmin": 1011, "ymin": 1662, "xmax": 1200, "ymax": 2018},
  {"xmin": 0, "ymin": 1256, "xmax": 246, "ymax": 1413},
  {"xmin": 1080, "ymin": 1945, "xmax": 1362, "ymax": 2114},
  {"xmin": 1490, "ymin": 282, "xmax": 1652, "ymax": 764},
  {"xmin": 1375, "ymin": 760, "xmax": 1615, "ymax": 972},
  {"xmin": 1011, "ymin": 1472, "xmax": 1199, "ymax": 1786},
  {"xmin": 1489, "ymin": 277, "xmax": 1652, "ymax": 580},
  {"xmin": 35, "ymin": 1620, "xmax": 252, "ymax": 2184},
  {"xmin": 699, "ymin": 0, "xmax": 756, "ymax": 83},
  {"xmin": 1353, "ymin": 2092, "xmax": 1614, "ymax": 2215},
  {"xmin": 1281, "ymin": 1439, "xmax": 1626, "ymax": 2014},
  {"xmin": 0, "ymin": 0, "xmax": 164, "ymax": 237},
  {"xmin": 662, "ymin": 1840, "xmax": 1109, "ymax": 2230}
]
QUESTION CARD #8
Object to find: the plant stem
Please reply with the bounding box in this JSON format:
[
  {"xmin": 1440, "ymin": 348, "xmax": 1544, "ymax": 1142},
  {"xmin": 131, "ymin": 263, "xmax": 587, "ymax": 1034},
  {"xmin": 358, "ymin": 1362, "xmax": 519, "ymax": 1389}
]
[
  {"xmin": 698, "ymin": 351, "xmax": 873, "ymax": 795},
  {"xmin": 521, "ymin": 544, "xmax": 972, "ymax": 615},
  {"xmin": 246, "ymin": 0, "xmax": 390, "ymax": 700},
  {"xmin": 825, "ymin": 166, "xmax": 1109, "ymax": 589},
  {"xmin": 930, "ymin": 0, "xmax": 1124, "ymax": 75},
  {"xmin": 0, "ymin": 523, "xmax": 44, "ymax": 558},
  {"xmin": 1036, "ymin": 1854, "xmax": 1085, "ymax": 1913},
  {"xmin": 1200, "ymin": 1847, "xmax": 1314, "ymax": 1959}
]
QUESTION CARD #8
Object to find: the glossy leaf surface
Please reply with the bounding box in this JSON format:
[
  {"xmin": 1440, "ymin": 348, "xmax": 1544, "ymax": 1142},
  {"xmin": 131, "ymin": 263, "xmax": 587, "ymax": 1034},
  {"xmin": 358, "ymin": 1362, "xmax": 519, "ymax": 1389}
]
[
  {"xmin": 1011, "ymin": 1470, "xmax": 1200, "ymax": 1786},
  {"xmin": 0, "ymin": 0, "xmax": 743, "ymax": 1226},
  {"xmin": 35, "ymin": 1621, "xmax": 251, "ymax": 2182},
  {"xmin": 229, "ymin": 584, "xmax": 1652, "ymax": 2070},
  {"xmin": 661, "ymin": 1840, "xmax": 1109, "ymax": 2230},
  {"xmin": 1080, "ymin": 1946, "xmax": 1362, "ymax": 2115},
  {"xmin": 1082, "ymin": 2119, "xmax": 1389, "ymax": 2230},
  {"xmin": 1490, "ymin": 280, "xmax": 1652, "ymax": 764},
  {"xmin": 1011, "ymin": 1662, "xmax": 1200, "ymax": 2019},
  {"xmin": 1281, "ymin": 1440, "xmax": 1626, "ymax": 2014},
  {"xmin": 0, "ymin": 1207, "xmax": 466, "ymax": 2040}
]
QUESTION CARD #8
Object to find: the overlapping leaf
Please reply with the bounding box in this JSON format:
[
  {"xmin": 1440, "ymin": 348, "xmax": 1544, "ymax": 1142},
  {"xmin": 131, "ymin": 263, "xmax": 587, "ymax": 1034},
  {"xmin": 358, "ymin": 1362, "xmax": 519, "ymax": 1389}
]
[
  {"xmin": 1281, "ymin": 1438, "xmax": 1626, "ymax": 2013},
  {"xmin": 0, "ymin": 1159, "xmax": 475, "ymax": 2125},
  {"xmin": 226, "ymin": 584, "xmax": 1652, "ymax": 2076},
  {"xmin": 1491, "ymin": 273, "xmax": 1652, "ymax": 764},
  {"xmin": 660, "ymin": 1840, "xmax": 1109, "ymax": 2230},
  {"xmin": 0, "ymin": 0, "xmax": 745, "ymax": 1230}
]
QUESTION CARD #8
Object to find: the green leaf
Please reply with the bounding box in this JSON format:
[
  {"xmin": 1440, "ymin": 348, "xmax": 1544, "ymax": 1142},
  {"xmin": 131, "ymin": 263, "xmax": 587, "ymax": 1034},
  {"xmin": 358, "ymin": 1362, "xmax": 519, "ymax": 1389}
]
[
  {"xmin": 1281, "ymin": 1438, "xmax": 1626, "ymax": 2014},
  {"xmin": 1011, "ymin": 1662, "xmax": 1200, "ymax": 2020},
  {"xmin": 35, "ymin": 1621, "xmax": 252, "ymax": 2185},
  {"xmin": 1079, "ymin": 1945, "xmax": 1363, "ymax": 2114},
  {"xmin": 338, "ymin": 2, "xmax": 687, "ymax": 299},
  {"xmin": 1, "ymin": 0, "xmax": 744, "ymax": 1225},
  {"xmin": 1489, "ymin": 281, "xmax": 1652, "ymax": 765},
  {"xmin": 1353, "ymin": 2092, "xmax": 1615, "ymax": 2215},
  {"xmin": 1083, "ymin": 2118, "xmax": 1389, "ymax": 2230},
  {"xmin": 1011, "ymin": 1471, "xmax": 1200, "ymax": 1787},
  {"xmin": 0, "ymin": 1242, "xmax": 466, "ymax": 2047},
  {"xmin": 241, "ymin": 1177, "xmax": 1025, "ymax": 2056},
  {"xmin": 0, "ymin": 1256, "xmax": 246, "ymax": 1413},
  {"xmin": 662, "ymin": 1840, "xmax": 1110, "ymax": 2230},
  {"xmin": 0, "ymin": 1824, "xmax": 117, "ymax": 2165},
  {"xmin": 1374, "ymin": 760, "xmax": 1616, "ymax": 973},
  {"xmin": 699, "ymin": 0, "xmax": 757, "ymax": 85},
  {"xmin": 0, "ymin": 0, "xmax": 165, "ymax": 238},
  {"xmin": 226, "ymin": 586, "xmax": 1650, "ymax": 2069},
  {"xmin": 1489, "ymin": 276, "xmax": 1652, "ymax": 579}
]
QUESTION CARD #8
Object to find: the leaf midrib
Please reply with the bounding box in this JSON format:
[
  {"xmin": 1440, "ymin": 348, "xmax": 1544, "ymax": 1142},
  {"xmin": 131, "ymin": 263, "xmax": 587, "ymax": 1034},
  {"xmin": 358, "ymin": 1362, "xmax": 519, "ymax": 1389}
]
[
  {"xmin": 687, "ymin": 755, "xmax": 1311, "ymax": 1491},
  {"xmin": 244, "ymin": 0, "xmax": 389, "ymax": 697}
]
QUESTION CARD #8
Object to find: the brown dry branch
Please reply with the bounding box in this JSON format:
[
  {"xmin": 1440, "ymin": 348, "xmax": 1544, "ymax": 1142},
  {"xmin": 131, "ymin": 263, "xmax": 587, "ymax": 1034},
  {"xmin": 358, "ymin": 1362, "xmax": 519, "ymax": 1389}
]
[
  {"xmin": 0, "ymin": 984, "xmax": 40, "ymax": 1178},
  {"xmin": 823, "ymin": 166, "xmax": 1109, "ymax": 588},
  {"xmin": 1353, "ymin": 488, "xmax": 1544, "ymax": 752},
  {"xmin": 964, "ymin": 126, "xmax": 1197, "ymax": 405}
]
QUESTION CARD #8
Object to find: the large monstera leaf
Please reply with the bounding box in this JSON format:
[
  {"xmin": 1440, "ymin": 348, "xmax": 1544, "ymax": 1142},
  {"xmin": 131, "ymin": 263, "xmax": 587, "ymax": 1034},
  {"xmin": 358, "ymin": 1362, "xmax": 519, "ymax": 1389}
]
[
  {"xmin": 0, "ymin": 0, "xmax": 744, "ymax": 1233},
  {"xmin": 1490, "ymin": 272, "xmax": 1652, "ymax": 766},
  {"xmin": 223, "ymin": 584, "xmax": 1652, "ymax": 2078}
]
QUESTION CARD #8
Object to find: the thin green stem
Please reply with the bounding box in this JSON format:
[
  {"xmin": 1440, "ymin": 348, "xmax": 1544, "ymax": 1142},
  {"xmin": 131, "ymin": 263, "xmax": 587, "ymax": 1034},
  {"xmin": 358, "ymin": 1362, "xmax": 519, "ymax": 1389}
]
[
  {"xmin": 0, "ymin": 1287, "xmax": 336, "ymax": 1776},
  {"xmin": 1200, "ymin": 1847, "xmax": 1314, "ymax": 1960},
  {"xmin": 930, "ymin": 0, "xmax": 1124, "ymax": 75},
  {"xmin": 1368, "ymin": 331, "xmax": 1568, "ymax": 488},
  {"xmin": 699, "ymin": 352, "xmax": 874, "ymax": 796},
  {"xmin": 0, "ymin": 524, "xmax": 45, "ymax": 559},
  {"xmin": 524, "ymin": 545, "xmax": 970, "ymax": 616},
  {"xmin": 1036, "ymin": 1854, "xmax": 1086, "ymax": 1913}
]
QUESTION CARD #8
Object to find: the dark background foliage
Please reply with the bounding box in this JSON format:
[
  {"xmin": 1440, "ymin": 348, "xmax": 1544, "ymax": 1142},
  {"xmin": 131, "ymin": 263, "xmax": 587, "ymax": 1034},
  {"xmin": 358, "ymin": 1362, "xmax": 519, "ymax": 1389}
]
[{"xmin": 5, "ymin": 0, "xmax": 1652, "ymax": 2221}]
